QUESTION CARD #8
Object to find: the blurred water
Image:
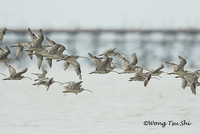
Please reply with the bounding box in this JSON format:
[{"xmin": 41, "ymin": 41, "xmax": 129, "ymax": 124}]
[
  {"xmin": 1, "ymin": 31, "xmax": 200, "ymax": 68},
  {"xmin": 0, "ymin": 65, "xmax": 200, "ymax": 134}
]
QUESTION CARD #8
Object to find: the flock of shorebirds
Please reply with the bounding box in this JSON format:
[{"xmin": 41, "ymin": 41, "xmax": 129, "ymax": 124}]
[{"xmin": 0, "ymin": 28, "xmax": 200, "ymax": 95}]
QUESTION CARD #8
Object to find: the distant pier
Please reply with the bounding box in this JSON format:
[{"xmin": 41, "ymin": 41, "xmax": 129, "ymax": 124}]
[
  {"xmin": 1, "ymin": 28, "xmax": 200, "ymax": 67},
  {"xmin": 12, "ymin": 28, "xmax": 200, "ymax": 35}
]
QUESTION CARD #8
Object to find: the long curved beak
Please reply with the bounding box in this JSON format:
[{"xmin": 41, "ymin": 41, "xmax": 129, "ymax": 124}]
[
  {"xmin": 111, "ymin": 71, "xmax": 120, "ymax": 74},
  {"xmin": 156, "ymin": 75, "xmax": 162, "ymax": 78},
  {"xmin": 79, "ymin": 56, "xmax": 90, "ymax": 60},
  {"xmin": 55, "ymin": 81, "xmax": 64, "ymax": 85},
  {"xmin": 118, "ymin": 52, "xmax": 127, "ymax": 56},
  {"xmin": 151, "ymin": 77, "xmax": 160, "ymax": 81},
  {"xmin": 83, "ymin": 89, "xmax": 93, "ymax": 93},
  {"xmin": 24, "ymin": 76, "xmax": 32, "ymax": 80},
  {"xmin": 8, "ymin": 29, "xmax": 16, "ymax": 33},
  {"xmin": 0, "ymin": 73, "xmax": 6, "ymax": 77}
]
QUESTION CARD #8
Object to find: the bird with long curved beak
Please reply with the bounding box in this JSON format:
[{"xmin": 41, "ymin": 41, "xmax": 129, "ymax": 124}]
[
  {"xmin": 166, "ymin": 55, "xmax": 188, "ymax": 75},
  {"xmin": 63, "ymin": 81, "xmax": 93, "ymax": 95},
  {"xmin": 3, "ymin": 62, "xmax": 32, "ymax": 80},
  {"xmin": 118, "ymin": 53, "xmax": 140, "ymax": 74}
]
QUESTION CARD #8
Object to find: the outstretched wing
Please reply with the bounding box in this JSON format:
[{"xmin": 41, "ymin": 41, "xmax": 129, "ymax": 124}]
[
  {"xmin": 165, "ymin": 61, "xmax": 178, "ymax": 72},
  {"xmin": 0, "ymin": 46, "xmax": 10, "ymax": 59},
  {"xmin": 46, "ymin": 37, "xmax": 56, "ymax": 46},
  {"xmin": 46, "ymin": 37, "xmax": 61, "ymax": 54},
  {"xmin": 0, "ymin": 47, "xmax": 4, "ymax": 55},
  {"xmin": 153, "ymin": 64, "xmax": 164, "ymax": 73},
  {"xmin": 4, "ymin": 62, "xmax": 17, "ymax": 76},
  {"xmin": 57, "ymin": 45, "xmax": 66, "ymax": 54},
  {"xmin": 118, "ymin": 54, "xmax": 130, "ymax": 68},
  {"xmin": 15, "ymin": 45, "xmax": 24, "ymax": 59},
  {"xmin": 74, "ymin": 81, "xmax": 83, "ymax": 88},
  {"xmin": 46, "ymin": 59, "xmax": 52, "ymax": 68},
  {"xmin": 15, "ymin": 68, "xmax": 28, "ymax": 77},
  {"xmin": 69, "ymin": 59, "xmax": 82, "ymax": 80},
  {"xmin": 0, "ymin": 28, "xmax": 6, "ymax": 41},
  {"xmin": 129, "ymin": 53, "xmax": 138, "ymax": 66},
  {"xmin": 35, "ymin": 29, "xmax": 44, "ymax": 48},
  {"xmin": 88, "ymin": 53, "xmax": 102, "ymax": 69},
  {"xmin": 144, "ymin": 74, "xmax": 151, "ymax": 87},
  {"xmin": 181, "ymin": 77, "xmax": 187, "ymax": 89},
  {"xmin": 184, "ymin": 75, "xmax": 196, "ymax": 95},
  {"xmin": 63, "ymin": 61, "xmax": 70, "ymax": 70},
  {"xmin": 28, "ymin": 28, "xmax": 37, "ymax": 45},
  {"xmin": 36, "ymin": 55, "xmax": 43, "ymax": 69},
  {"xmin": 176, "ymin": 55, "xmax": 187, "ymax": 72},
  {"xmin": 97, "ymin": 56, "xmax": 109, "ymax": 71}
]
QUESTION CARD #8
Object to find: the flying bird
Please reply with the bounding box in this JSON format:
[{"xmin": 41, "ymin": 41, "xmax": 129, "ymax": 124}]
[
  {"xmin": 166, "ymin": 55, "xmax": 188, "ymax": 75},
  {"xmin": 3, "ymin": 62, "xmax": 31, "ymax": 80},
  {"xmin": 63, "ymin": 81, "xmax": 93, "ymax": 95}
]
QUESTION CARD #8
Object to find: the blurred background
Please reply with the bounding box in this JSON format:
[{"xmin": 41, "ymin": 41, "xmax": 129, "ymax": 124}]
[
  {"xmin": 1, "ymin": 0, "xmax": 200, "ymax": 69},
  {"xmin": 1, "ymin": 1, "xmax": 200, "ymax": 134}
]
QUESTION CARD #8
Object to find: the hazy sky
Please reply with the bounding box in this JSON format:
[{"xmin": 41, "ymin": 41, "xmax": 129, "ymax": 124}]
[{"xmin": 1, "ymin": 0, "xmax": 200, "ymax": 29}]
